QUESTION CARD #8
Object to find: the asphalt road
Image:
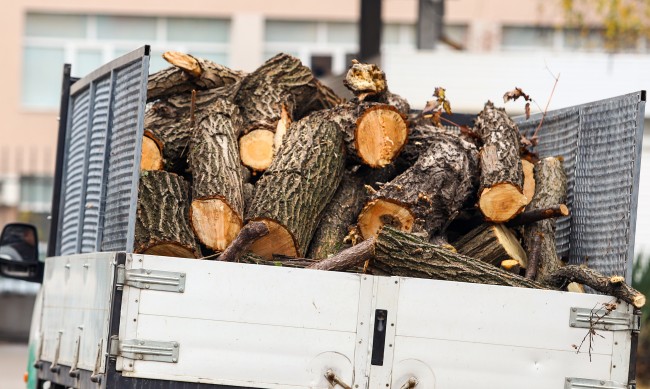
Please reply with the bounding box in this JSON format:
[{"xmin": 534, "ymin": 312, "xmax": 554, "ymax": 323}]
[{"xmin": 0, "ymin": 341, "xmax": 28, "ymax": 389}]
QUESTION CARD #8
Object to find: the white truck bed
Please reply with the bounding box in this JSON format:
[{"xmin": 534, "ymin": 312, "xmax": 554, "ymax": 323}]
[{"xmin": 38, "ymin": 252, "xmax": 636, "ymax": 389}]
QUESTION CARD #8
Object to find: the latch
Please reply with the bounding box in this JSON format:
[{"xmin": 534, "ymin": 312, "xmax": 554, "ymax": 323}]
[
  {"xmin": 109, "ymin": 336, "xmax": 180, "ymax": 363},
  {"xmin": 116, "ymin": 265, "xmax": 186, "ymax": 293},
  {"xmin": 569, "ymin": 307, "xmax": 639, "ymax": 332},
  {"xmin": 565, "ymin": 377, "xmax": 627, "ymax": 388}
]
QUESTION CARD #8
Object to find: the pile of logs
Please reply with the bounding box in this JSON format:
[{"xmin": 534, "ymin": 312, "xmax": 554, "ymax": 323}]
[{"xmin": 137, "ymin": 51, "xmax": 645, "ymax": 309}]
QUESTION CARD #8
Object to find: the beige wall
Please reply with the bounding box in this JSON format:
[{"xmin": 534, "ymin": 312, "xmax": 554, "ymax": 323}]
[{"xmin": 0, "ymin": 0, "xmax": 565, "ymax": 176}]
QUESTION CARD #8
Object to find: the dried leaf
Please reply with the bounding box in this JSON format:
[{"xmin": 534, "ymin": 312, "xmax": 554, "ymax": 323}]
[
  {"xmin": 434, "ymin": 87, "xmax": 446, "ymax": 100},
  {"xmin": 422, "ymin": 99, "xmax": 440, "ymax": 117},
  {"xmin": 503, "ymin": 87, "xmax": 530, "ymax": 103},
  {"xmin": 442, "ymin": 100, "xmax": 452, "ymax": 115},
  {"xmin": 525, "ymin": 102, "xmax": 531, "ymax": 119}
]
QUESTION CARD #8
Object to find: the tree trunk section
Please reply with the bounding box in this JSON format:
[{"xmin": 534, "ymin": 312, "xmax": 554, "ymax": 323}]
[
  {"xmin": 307, "ymin": 237, "xmax": 376, "ymax": 271},
  {"xmin": 328, "ymin": 101, "xmax": 408, "ymax": 168},
  {"xmin": 217, "ymin": 221, "xmax": 269, "ymax": 263},
  {"xmin": 246, "ymin": 110, "xmax": 345, "ymax": 259},
  {"xmin": 370, "ymin": 227, "xmax": 545, "ymax": 289},
  {"xmin": 343, "ymin": 60, "xmax": 410, "ymax": 115},
  {"xmin": 141, "ymin": 131, "xmax": 164, "ymax": 171},
  {"xmin": 507, "ymin": 204, "xmax": 569, "ymax": 227},
  {"xmin": 147, "ymin": 51, "xmax": 244, "ymax": 101},
  {"xmin": 547, "ymin": 265, "xmax": 646, "ymax": 308},
  {"xmin": 521, "ymin": 159, "xmax": 535, "ymax": 206},
  {"xmin": 523, "ymin": 156, "xmax": 567, "ymax": 283},
  {"xmin": 474, "ymin": 101, "xmax": 527, "ymax": 222},
  {"xmin": 189, "ymin": 101, "xmax": 244, "ymax": 251},
  {"xmin": 307, "ymin": 170, "xmax": 366, "ymax": 259},
  {"xmin": 453, "ymin": 223, "xmax": 527, "ymax": 269},
  {"xmin": 357, "ymin": 132, "xmax": 479, "ymax": 241},
  {"xmin": 135, "ymin": 171, "xmax": 200, "ymax": 258}
]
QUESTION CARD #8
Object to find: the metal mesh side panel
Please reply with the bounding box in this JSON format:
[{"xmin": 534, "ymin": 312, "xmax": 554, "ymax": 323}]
[
  {"xmin": 515, "ymin": 108, "xmax": 580, "ymax": 260},
  {"xmin": 515, "ymin": 91, "xmax": 644, "ymax": 279},
  {"xmin": 101, "ymin": 60, "xmax": 147, "ymax": 252},
  {"xmin": 80, "ymin": 77, "xmax": 112, "ymax": 253},
  {"xmin": 58, "ymin": 89, "xmax": 92, "ymax": 255},
  {"xmin": 571, "ymin": 94, "xmax": 641, "ymax": 277}
]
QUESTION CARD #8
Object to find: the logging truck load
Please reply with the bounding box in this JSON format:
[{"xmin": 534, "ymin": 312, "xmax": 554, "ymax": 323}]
[{"xmin": 0, "ymin": 46, "xmax": 645, "ymax": 389}]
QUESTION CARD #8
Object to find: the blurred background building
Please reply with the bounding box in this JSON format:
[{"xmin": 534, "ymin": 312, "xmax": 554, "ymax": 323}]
[{"xmin": 0, "ymin": 0, "xmax": 649, "ymax": 339}]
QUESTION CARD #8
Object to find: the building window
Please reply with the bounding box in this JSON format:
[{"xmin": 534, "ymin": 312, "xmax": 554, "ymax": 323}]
[
  {"xmin": 19, "ymin": 175, "xmax": 53, "ymax": 213},
  {"xmin": 264, "ymin": 20, "xmax": 357, "ymax": 75},
  {"xmin": 22, "ymin": 13, "xmax": 231, "ymax": 109},
  {"xmin": 501, "ymin": 26, "xmax": 556, "ymax": 50}
]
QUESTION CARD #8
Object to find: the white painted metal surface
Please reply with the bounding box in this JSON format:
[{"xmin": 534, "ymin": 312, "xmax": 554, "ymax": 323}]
[
  {"xmin": 120, "ymin": 254, "xmax": 365, "ymax": 388},
  {"xmin": 40, "ymin": 252, "xmax": 116, "ymax": 373},
  {"xmin": 118, "ymin": 254, "xmax": 633, "ymax": 389},
  {"xmin": 390, "ymin": 277, "xmax": 632, "ymax": 389}
]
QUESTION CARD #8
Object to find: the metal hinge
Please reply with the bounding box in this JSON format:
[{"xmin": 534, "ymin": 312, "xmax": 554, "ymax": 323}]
[
  {"xmin": 569, "ymin": 307, "xmax": 639, "ymax": 332},
  {"xmin": 565, "ymin": 377, "xmax": 627, "ymax": 388},
  {"xmin": 116, "ymin": 265, "xmax": 186, "ymax": 292},
  {"xmin": 109, "ymin": 336, "xmax": 179, "ymax": 363}
]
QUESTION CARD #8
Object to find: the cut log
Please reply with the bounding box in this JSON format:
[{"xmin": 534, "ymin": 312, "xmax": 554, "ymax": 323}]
[
  {"xmin": 307, "ymin": 171, "xmax": 366, "ymax": 259},
  {"xmin": 307, "ymin": 237, "xmax": 376, "ymax": 271},
  {"xmin": 141, "ymin": 131, "xmax": 164, "ymax": 171},
  {"xmin": 233, "ymin": 53, "xmax": 341, "ymax": 171},
  {"xmin": 329, "ymin": 102, "xmax": 408, "ymax": 168},
  {"xmin": 524, "ymin": 232, "xmax": 543, "ymax": 280},
  {"xmin": 371, "ymin": 227, "xmax": 545, "ymax": 289},
  {"xmin": 501, "ymin": 259, "xmax": 521, "ymax": 274},
  {"xmin": 134, "ymin": 170, "xmax": 200, "ymax": 258},
  {"xmin": 475, "ymin": 101, "xmax": 527, "ymax": 222},
  {"xmin": 567, "ymin": 282, "xmax": 586, "ymax": 293},
  {"xmin": 522, "ymin": 157, "xmax": 567, "ymax": 283},
  {"xmin": 147, "ymin": 51, "xmax": 244, "ymax": 101},
  {"xmin": 189, "ymin": 101, "xmax": 244, "ymax": 251},
  {"xmin": 453, "ymin": 223, "xmax": 527, "ymax": 269},
  {"xmin": 507, "ymin": 204, "xmax": 569, "ymax": 227},
  {"xmin": 343, "ymin": 60, "xmax": 410, "ymax": 115},
  {"xmin": 217, "ymin": 221, "xmax": 269, "ymax": 263},
  {"xmin": 548, "ymin": 265, "xmax": 646, "ymax": 308},
  {"xmin": 357, "ymin": 132, "xmax": 479, "ymax": 241},
  {"xmin": 143, "ymin": 87, "xmax": 240, "ymax": 174},
  {"xmin": 521, "ymin": 159, "xmax": 535, "ymax": 206},
  {"xmin": 246, "ymin": 110, "xmax": 345, "ymax": 259}
]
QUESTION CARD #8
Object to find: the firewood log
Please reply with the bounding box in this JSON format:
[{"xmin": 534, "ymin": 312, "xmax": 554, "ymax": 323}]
[
  {"xmin": 307, "ymin": 171, "xmax": 366, "ymax": 259},
  {"xmin": 343, "ymin": 60, "xmax": 410, "ymax": 115},
  {"xmin": 246, "ymin": 110, "xmax": 345, "ymax": 259},
  {"xmin": 142, "ymin": 86, "xmax": 240, "ymax": 174},
  {"xmin": 357, "ymin": 132, "xmax": 479, "ymax": 241},
  {"xmin": 547, "ymin": 265, "xmax": 645, "ymax": 308},
  {"xmin": 328, "ymin": 101, "xmax": 408, "ymax": 168},
  {"xmin": 147, "ymin": 51, "xmax": 244, "ymax": 102},
  {"xmin": 453, "ymin": 223, "xmax": 527, "ymax": 269},
  {"xmin": 189, "ymin": 101, "xmax": 244, "ymax": 251},
  {"xmin": 134, "ymin": 171, "xmax": 200, "ymax": 258},
  {"xmin": 370, "ymin": 227, "xmax": 544, "ymax": 289},
  {"xmin": 521, "ymin": 159, "xmax": 535, "ymax": 206},
  {"xmin": 234, "ymin": 53, "xmax": 341, "ymax": 172},
  {"xmin": 523, "ymin": 157, "xmax": 567, "ymax": 283},
  {"xmin": 474, "ymin": 101, "xmax": 527, "ymax": 222}
]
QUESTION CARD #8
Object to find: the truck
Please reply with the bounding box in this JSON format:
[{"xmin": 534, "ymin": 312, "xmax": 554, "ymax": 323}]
[{"xmin": 0, "ymin": 46, "xmax": 645, "ymax": 389}]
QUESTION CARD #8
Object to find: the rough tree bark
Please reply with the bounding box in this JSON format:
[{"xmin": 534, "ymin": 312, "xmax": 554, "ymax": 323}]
[
  {"xmin": 523, "ymin": 156, "xmax": 567, "ymax": 283},
  {"xmin": 474, "ymin": 101, "xmax": 527, "ymax": 222},
  {"xmin": 134, "ymin": 171, "xmax": 200, "ymax": 258},
  {"xmin": 547, "ymin": 265, "xmax": 645, "ymax": 308},
  {"xmin": 143, "ymin": 86, "xmax": 240, "ymax": 174},
  {"xmin": 189, "ymin": 100, "xmax": 244, "ymax": 251},
  {"xmin": 371, "ymin": 227, "xmax": 545, "ymax": 289},
  {"xmin": 357, "ymin": 132, "xmax": 479, "ymax": 241},
  {"xmin": 234, "ymin": 53, "xmax": 341, "ymax": 171},
  {"xmin": 453, "ymin": 223, "xmax": 528, "ymax": 269},
  {"xmin": 147, "ymin": 51, "xmax": 244, "ymax": 102},
  {"xmin": 246, "ymin": 110, "xmax": 345, "ymax": 259},
  {"xmin": 307, "ymin": 170, "xmax": 366, "ymax": 259},
  {"xmin": 343, "ymin": 60, "xmax": 410, "ymax": 115}
]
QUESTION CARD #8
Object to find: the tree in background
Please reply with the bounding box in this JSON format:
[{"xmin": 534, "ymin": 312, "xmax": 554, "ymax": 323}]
[
  {"xmin": 562, "ymin": 0, "xmax": 650, "ymax": 51},
  {"xmin": 633, "ymin": 253, "xmax": 650, "ymax": 384}
]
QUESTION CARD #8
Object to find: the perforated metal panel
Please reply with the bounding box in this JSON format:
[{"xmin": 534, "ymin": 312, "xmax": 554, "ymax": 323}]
[
  {"xmin": 56, "ymin": 46, "xmax": 150, "ymax": 256},
  {"xmin": 514, "ymin": 91, "xmax": 645, "ymax": 282}
]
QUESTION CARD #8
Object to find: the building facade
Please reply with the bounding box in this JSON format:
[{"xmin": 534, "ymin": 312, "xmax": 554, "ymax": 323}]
[{"xmin": 1, "ymin": 0, "xmax": 649, "ymax": 259}]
